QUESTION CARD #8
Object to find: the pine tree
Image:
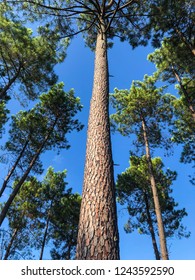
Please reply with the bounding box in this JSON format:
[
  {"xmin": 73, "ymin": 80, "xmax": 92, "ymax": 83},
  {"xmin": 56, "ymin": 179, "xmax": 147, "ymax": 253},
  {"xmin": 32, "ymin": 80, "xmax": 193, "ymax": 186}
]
[
  {"xmin": 116, "ymin": 155, "xmax": 189, "ymax": 259},
  {"xmin": 149, "ymin": 0, "xmax": 195, "ymax": 56},
  {"xmin": 148, "ymin": 38, "xmax": 195, "ymax": 184},
  {"xmin": 110, "ymin": 74, "xmax": 175, "ymax": 259}
]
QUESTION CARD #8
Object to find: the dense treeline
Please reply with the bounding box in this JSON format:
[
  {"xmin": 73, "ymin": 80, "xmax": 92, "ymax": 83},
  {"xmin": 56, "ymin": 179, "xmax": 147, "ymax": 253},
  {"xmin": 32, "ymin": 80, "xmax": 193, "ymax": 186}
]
[{"xmin": 0, "ymin": 1, "xmax": 194, "ymax": 259}]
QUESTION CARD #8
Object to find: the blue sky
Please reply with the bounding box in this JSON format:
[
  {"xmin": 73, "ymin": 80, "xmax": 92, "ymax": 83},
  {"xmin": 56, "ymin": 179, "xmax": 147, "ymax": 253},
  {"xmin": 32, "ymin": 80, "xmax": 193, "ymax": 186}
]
[{"xmin": 1, "ymin": 32, "xmax": 195, "ymax": 260}]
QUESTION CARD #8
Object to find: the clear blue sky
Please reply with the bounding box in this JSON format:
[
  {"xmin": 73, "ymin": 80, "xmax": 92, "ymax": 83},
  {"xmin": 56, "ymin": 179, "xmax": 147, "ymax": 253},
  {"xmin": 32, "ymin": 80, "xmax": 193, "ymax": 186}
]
[{"xmin": 1, "ymin": 33, "xmax": 195, "ymax": 260}]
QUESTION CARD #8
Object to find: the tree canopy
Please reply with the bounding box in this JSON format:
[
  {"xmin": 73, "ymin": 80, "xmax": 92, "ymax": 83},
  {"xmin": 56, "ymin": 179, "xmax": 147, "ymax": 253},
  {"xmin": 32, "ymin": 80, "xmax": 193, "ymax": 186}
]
[
  {"xmin": 0, "ymin": 3, "xmax": 68, "ymax": 102},
  {"xmin": 110, "ymin": 74, "xmax": 175, "ymax": 153}
]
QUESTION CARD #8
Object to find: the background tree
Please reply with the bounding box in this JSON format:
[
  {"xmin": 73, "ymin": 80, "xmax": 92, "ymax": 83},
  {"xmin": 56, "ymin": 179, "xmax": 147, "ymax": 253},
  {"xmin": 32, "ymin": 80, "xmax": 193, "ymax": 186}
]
[
  {"xmin": 148, "ymin": 39, "xmax": 195, "ymax": 120},
  {"xmin": 0, "ymin": 168, "xmax": 81, "ymax": 260},
  {"xmin": 148, "ymin": 39, "xmax": 195, "ymax": 184},
  {"xmin": 37, "ymin": 167, "xmax": 81, "ymax": 260},
  {"xmin": 50, "ymin": 192, "xmax": 81, "ymax": 260},
  {"xmin": 116, "ymin": 155, "xmax": 189, "ymax": 259},
  {"xmin": 149, "ymin": 0, "xmax": 195, "ymax": 56},
  {"xmin": 0, "ymin": 177, "xmax": 42, "ymax": 260},
  {"xmin": 110, "ymin": 74, "xmax": 176, "ymax": 259},
  {"xmin": 0, "ymin": 83, "xmax": 83, "ymax": 225},
  {"xmin": 0, "ymin": 2, "xmax": 69, "ymax": 146},
  {"xmin": 172, "ymin": 94, "xmax": 195, "ymax": 185}
]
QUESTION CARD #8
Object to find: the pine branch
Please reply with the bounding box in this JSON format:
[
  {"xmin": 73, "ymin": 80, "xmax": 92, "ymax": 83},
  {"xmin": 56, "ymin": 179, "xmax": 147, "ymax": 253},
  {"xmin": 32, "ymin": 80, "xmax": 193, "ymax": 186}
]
[
  {"xmin": 105, "ymin": 0, "xmax": 121, "ymax": 33},
  {"xmin": 106, "ymin": 0, "xmax": 137, "ymax": 17}
]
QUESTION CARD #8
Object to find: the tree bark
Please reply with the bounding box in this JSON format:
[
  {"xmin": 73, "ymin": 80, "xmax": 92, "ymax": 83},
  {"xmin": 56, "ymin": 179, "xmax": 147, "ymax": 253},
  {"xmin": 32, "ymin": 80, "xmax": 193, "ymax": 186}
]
[
  {"xmin": 76, "ymin": 26, "xmax": 119, "ymax": 259},
  {"xmin": 142, "ymin": 119, "xmax": 169, "ymax": 260},
  {"xmin": 143, "ymin": 191, "xmax": 161, "ymax": 260}
]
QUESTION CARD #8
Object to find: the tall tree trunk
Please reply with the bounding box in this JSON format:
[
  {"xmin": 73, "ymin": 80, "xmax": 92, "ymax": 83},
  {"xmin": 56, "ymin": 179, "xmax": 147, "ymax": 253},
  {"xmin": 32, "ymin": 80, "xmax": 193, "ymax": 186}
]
[
  {"xmin": 76, "ymin": 27, "xmax": 119, "ymax": 260},
  {"xmin": 142, "ymin": 119, "xmax": 169, "ymax": 260},
  {"xmin": 3, "ymin": 228, "xmax": 18, "ymax": 260},
  {"xmin": 143, "ymin": 191, "xmax": 161, "ymax": 260}
]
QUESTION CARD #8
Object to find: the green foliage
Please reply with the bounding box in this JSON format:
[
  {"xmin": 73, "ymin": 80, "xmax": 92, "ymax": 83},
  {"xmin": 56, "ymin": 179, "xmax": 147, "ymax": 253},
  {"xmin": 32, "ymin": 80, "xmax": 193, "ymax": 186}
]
[
  {"xmin": 171, "ymin": 95, "xmax": 195, "ymax": 184},
  {"xmin": 0, "ymin": 5, "xmax": 68, "ymax": 101},
  {"xmin": 148, "ymin": 39, "xmax": 194, "ymax": 84},
  {"xmin": 50, "ymin": 192, "xmax": 81, "ymax": 260},
  {"xmin": 37, "ymin": 167, "xmax": 81, "ymax": 259},
  {"xmin": 110, "ymin": 74, "xmax": 175, "ymax": 152},
  {"xmin": 0, "ymin": 177, "xmax": 43, "ymax": 259},
  {"xmin": 7, "ymin": 82, "xmax": 83, "ymax": 151},
  {"xmin": 117, "ymin": 155, "xmax": 190, "ymax": 239},
  {"xmin": 149, "ymin": 0, "xmax": 195, "ymax": 51}
]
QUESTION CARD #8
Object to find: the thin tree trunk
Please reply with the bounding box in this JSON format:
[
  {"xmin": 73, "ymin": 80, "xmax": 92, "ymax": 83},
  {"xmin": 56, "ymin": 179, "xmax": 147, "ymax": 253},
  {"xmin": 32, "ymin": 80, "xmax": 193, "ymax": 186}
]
[
  {"xmin": 0, "ymin": 147, "xmax": 43, "ymax": 226},
  {"xmin": 143, "ymin": 191, "xmax": 161, "ymax": 260},
  {"xmin": 0, "ymin": 140, "xmax": 29, "ymax": 197},
  {"xmin": 39, "ymin": 211, "xmax": 50, "ymax": 260},
  {"xmin": 0, "ymin": 65, "xmax": 22, "ymax": 100},
  {"xmin": 0, "ymin": 118, "xmax": 58, "ymax": 226},
  {"xmin": 3, "ymin": 228, "xmax": 18, "ymax": 260},
  {"xmin": 142, "ymin": 119, "xmax": 169, "ymax": 260},
  {"xmin": 76, "ymin": 26, "xmax": 119, "ymax": 260}
]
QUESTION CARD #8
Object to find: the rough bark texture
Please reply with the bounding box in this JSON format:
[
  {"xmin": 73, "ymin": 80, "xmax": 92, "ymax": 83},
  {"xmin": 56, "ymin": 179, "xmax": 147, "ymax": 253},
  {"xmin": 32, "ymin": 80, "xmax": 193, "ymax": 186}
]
[
  {"xmin": 76, "ymin": 30, "xmax": 119, "ymax": 260},
  {"xmin": 142, "ymin": 119, "xmax": 169, "ymax": 260}
]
